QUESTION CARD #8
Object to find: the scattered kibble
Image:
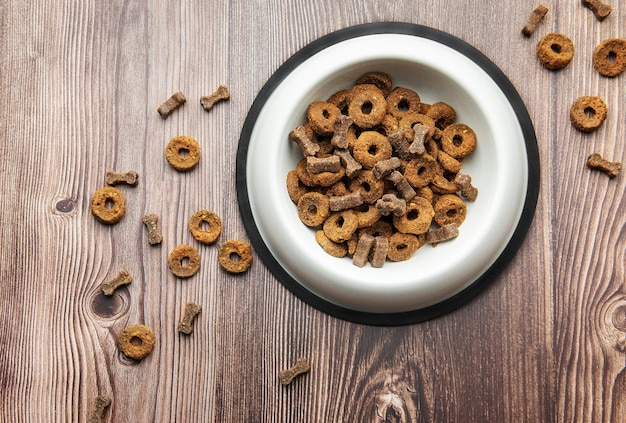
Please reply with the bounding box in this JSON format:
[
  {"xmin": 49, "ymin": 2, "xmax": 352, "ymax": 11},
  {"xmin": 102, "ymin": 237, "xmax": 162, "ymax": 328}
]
[
  {"xmin": 582, "ymin": 0, "xmax": 612, "ymax": 21},
  {"xmin": 157, "ymin": 91, "xmax": 186, "ymax": 119},
  {"xmin": 100, "ymin": 269, "xmax": 132, "ymax": 296},
  {"xmin": 177, "ymin": 302, "xmax": 202, "ymax": 335},
  {"xmin": 522, "ymin": 4, "xmax": 549, "ymax": 37},
  {"xmin": 142, "ymin": 213, "xmax": 163, "ymax": 245},
  {"xmin": 87, "ymin": 396, "xmax": 111, "ymax": 423},
  {"xmin": 200, "ymin": 85, "xmax": 230, "ymax": 112},
  {"xmin": 587, "ymin": 152, "xmax": 621, "ymax": 178},
  {"xmin": 105, "ymin": 170, "xmax": 138, "ymax": 186},
  {"xmin": 279, "ymin": 357, "xmax": 311, "ymax": 385}
]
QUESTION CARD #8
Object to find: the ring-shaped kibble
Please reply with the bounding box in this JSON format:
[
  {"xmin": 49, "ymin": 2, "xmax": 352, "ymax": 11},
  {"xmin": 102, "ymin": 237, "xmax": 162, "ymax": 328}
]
[
  {"xmin": 165, "ymin": 135, "xmax": 201, "ymax": 171},
  {"xmin": 118, "ymin": 324, "xmax": 155, "ymax": 360},
  {"xmin": 315, "ymin": 230, "xmax": 348, "ymax": 258},
  {"xmin": 307, "ymin": 101, "xmax": 341, "ymax": 136},
  {"xmin": 348, "ymin": 87, "xmax": 387, "ymax": 129},
  {"xmin": 355, "ymin": 71, "xmax": 393, "ymax": 97},
  {"xmin": 353, "ymin": 131, "xmax": 392, "ymax": 169},
  {"xmin": 323, "ymin": 210, "xmax": 359, "ymax": 243},
  {"xmin": 168, "ymin": 244, "xmax": 201, "ymax": 278},
  {"xmin": 91, "ymin": 186, "xmax": 126, "ymax": 224},
  {"xmin": 327, "ymin": 89, "xmax": 352, "ymax": 114},
  {"xmin": 387, "ymin": 232, "xmax": 424, "ymax": 262},
  {"xmin": 392, "ymin": 196, "xmax": 434, "ymax": 235},
  {"xmin": 426, "ymin": 102, "xmax": 457, "ymax": 129},
  {"xmin": 399, "ymin": 112, "xmax": 436, "ymax": 141},
  {"xmin": 297, "ymin": 192, "xmax": 330, "ymax": 227},
  {"xmin": 218, "ymin": 240, "xmax": 253, "ymax": 274},
  {"xmin": 431, "ymin": 169, "xmax": 460, "ymax": 194},
  {"xmin": 189, "ymin": 210, "xmax": 222, "ymax": 245},
  {"xmin": 440, "ymin": 123, "xmax": 477, "ymax": 159},
  {"xmin": 569, "ymin": 96, "xmax": 608, "ymax": 133},
  {"xmin": 355, "ymin": 202, "xmax": 382, "ymax": 228},
  {"xmin": 536, "ymin": 33, "xmax": 574, "ymax": 70},
  {"xmin": 433, "ymin": 194, "xmax": 467, "ymax": 227},
  {"xmin": 593, "ymin": 38, "xmax": 626, "ymax": 78},
  {"xmin": 386, "ymin": 87, "xmax": 421, "ymax": 120},
  {"xmin": 286, "ymin": 170, "xmax": 309, "ymax": 203},
  {"xmin": 404, "ymin": 154, "xmax": 437, "ymax": 188},
  {"xmin": 348, "ymin": 170, "xmax": 385, "ymax": 203}
]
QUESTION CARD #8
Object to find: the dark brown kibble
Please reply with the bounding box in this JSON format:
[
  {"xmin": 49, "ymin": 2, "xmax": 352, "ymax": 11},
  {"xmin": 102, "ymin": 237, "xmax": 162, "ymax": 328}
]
[
  {"xmin": 582, "ymin": 0, "xmax": 612, "ymax": 21},
  {"xmin": 329, "ymin": 190, "xmax": 364, "ymax": 211},
  {"xmin": 200, "ymin": 85, "xmax": 230, "ymax": 111},
  {"xmin": 426, "ymin": 224, "xmax": 459, "ymax": 244},
  {"xmin": 279, "ymin": 357, "xmax": 311, "ymax": 385},
  {"xmin": 157, "ymin": 91, "xmax": 186, "ymax": 119},
  {"xmin": 409, "ymin": 123, "xmax": 428, "ymax": 155},
  {"xmin": 522, "ymin": 4, "xmax": 549, "ymax": 37},
  {"xmin": 87, "ymin": 396, "xmax": 112, "ymax": 423},
  {"xmin": 372, "ymin": 157, "xmax": 402, "ymax": 180},
  {"xmin": 334, "ymin": 148, "xmax": 362, "ymax": 178},
  {"xmin": 454, "ymin": 173, "xmax": 479, "ymax": 201},
  {"xmin": 101, "ymin": 269, "xmax": 132, "ymax": 296},
  {"xmin": 352, "ymin": 233, "xmax": 375, "ymax": 267},
  {"xmin": 330, "ymin": 115, "xmax": 353, "ymax": 149},
  {"xmin": 177, "ymin": 302, "xmax": 202, "ymax": 335},
  {"xmin": 587, "ymin": 153, "xmax": 621, "ymax": 178},
  {"xmin": 370, "ymin": 236, "xmax": 389, "ymax": 268},
  {"xmin": 387, "ymin": 170, "xmax": 416, "ymax": 202},
  {"xmin": 375, "ymin": 193, "xmax": 407, "ymax": 217},
  {"xmin": 306, "ymin": 155, "xmax": 342, "ymax": 174},
  {"xmin": 289, "ymin": 125, "xmax": 320, "ymax": 157}
]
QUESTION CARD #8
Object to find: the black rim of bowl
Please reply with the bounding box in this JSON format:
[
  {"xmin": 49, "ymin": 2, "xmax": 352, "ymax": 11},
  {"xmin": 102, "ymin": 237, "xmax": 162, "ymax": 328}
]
[{"xmin": 236, "ymin": 22, "xmax": 540, "ymax": 326}]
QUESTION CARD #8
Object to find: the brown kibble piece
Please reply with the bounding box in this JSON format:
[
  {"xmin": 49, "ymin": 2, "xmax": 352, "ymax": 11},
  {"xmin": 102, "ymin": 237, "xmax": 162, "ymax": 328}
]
[
  {"xmin": 334, "ymin": 148, "xmax": 362, "ymax": 178},
  {"xmin": 165, "ymin": 135, "xmax": 201, "ymax": 171},
  {"xmin": 522, "ymin": 4, "xmax": 549, "ymax": 37},
  {"xmin": 434, "ymin": 194, "xmax": 467, "ymax": 227},
  {"xmin": 409, "ymin": 123, "xmax": 428, "ymax": 155},
  {"xmin": 587, "ymin": 153, "xmax": 621, "ymax": 178},
  {"xmin": 142, "ymin": 213, "xmax": 163, "ymax": 245},
  {"xmin": 168, "ymin": 244, "xmax": 201, "ymax": 278},
  {"xmin": 329, "ymin": 190, "xmax": 364, "ymax": 211},
  {"xmin": 189, "ymin": 210, "xmax": 222, "ymax": 245},
  {"xmin": 387, "ymin": 232, "xmax": 424, "ymax": 262},
  {"xmin": 537, "ymin": 33, "xmax": 574, "ymax": 70},
  {"xmin": 330, "ymin": 115, "xmax": 353, "ymax": 149},
  {"xmin": 352, "ymin": 233, "xmax": 375, "ymax": 267},
  {"xmin": 200, "ymin": 85, "xmax": 230, "ymax": 111},
  {"xmin": 87, "ymin": 396, "xmax": 111, "ymax": 423},
  {"xmin": 388, "ymin": 128, "xmax": 413, "ymax": 161},
  {"xmin": 91, "ymin": 186, "xmax": 126, "ymax": 224},
  {"xmin": 355, "ymin": 71, "xmax": 393, "ymax": 97},
  {"xmin": 426, "ymin": 223, "xmax": 459, "ymax": 244},
  {"xmin": 370, "ymin": 236, "xmax": 389, "ymax": 268},
  {"xmin": 376, "ymin": 193, "xmax": 407, "ymax": 217},
  {"xmin": 101, "ymin": 269, "xmax": 132, "ymax": 296},
  {"xmin": 569, "ymin": 96, "xmax": 608, "ymax": 133},
  {"xmin": 454, "ymin": 173, "xmax": 479, "ymax": 201},
  {"xmin": 297, "ymin": 192, "xmax": 330, "ymax": 226},
  {"xmin": 593, "ymin": 38, "xmax": 626, "ymax": 78},
  {"xmin": 582, "ymin": 0, "xmax": 612, "ymax": 21},
  {"xmin": 372, "ymin": 157, "xmax": 402, "ymax": 180},
  {"xmin": 105, "ymin": 170, "xmax": 138, "ymax": 186},
  {"xmin": 306, "ymin": 155, "xmax": 342, "ymax": 174},
  {"xmin": 218, "ymin": 240, "xmax": 253, "ymax": 274},
  {"xmin": 279, "ymin": 357, "xmax": 311, "ymax": 385},
  {"xmin": 387, "ymin": 170, "xmax": 416, "ymax": 202},
  {"xmin": 308, "ymin": 101, "xmax": 341, "ymax": 135},
  {"xmin": 315, "ymin": 230, "xmax": 348, "ymax": 258},
  {"xmin": 289, "ymin": 125, "xmax": 320, "ymax": 157},
  {"xmin": 118, "ymin": 324, "xmax": 155, "ymax": 360},
  {"xmin": 158, "ymin": 91, "xmax": 186, "ymax": 119},
  {"xmin": 177, "ymin": 302, "xmax": 202, "ymax": 335}
]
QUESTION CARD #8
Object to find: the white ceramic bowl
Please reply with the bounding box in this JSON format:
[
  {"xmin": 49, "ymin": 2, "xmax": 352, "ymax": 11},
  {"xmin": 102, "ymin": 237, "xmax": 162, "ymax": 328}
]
[{"xmin": 237, "ymin": 23, "xmax": 538, "ymax": 324}]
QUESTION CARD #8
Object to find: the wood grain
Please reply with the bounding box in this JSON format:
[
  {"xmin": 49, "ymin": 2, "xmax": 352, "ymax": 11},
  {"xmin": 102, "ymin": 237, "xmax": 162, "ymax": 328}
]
[{"xmin": 1, "ymin": 0, "xmax": 625, "ymax": 421}]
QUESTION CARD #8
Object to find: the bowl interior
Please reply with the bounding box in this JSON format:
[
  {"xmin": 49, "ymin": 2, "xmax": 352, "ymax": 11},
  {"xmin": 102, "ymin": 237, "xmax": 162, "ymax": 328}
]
[{"xmin": 245, "ymin": 33, "xmax": 528, "ymax": 314}]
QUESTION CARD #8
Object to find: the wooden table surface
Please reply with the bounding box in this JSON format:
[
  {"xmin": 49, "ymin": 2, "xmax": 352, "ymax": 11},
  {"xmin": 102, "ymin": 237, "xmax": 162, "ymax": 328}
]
[{"xmin": 1, "ymin": 1, "xmax": 625, "ymax": 421}]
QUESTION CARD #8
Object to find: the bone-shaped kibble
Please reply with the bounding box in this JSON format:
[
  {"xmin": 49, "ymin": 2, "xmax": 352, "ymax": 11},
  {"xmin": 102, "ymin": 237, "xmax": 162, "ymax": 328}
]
[
  {"xmin": 426, "ymin": 223, "xmax": 459, "ymax": 244},
  {"xmin": 352, "ymin": 233, "xmax": 375, "ymax": 267},
  {"xmin": 409, "ymin": 123, "xmax": 428, "ymax": 155},
  {"xmin": 454, "ymin": 173, "xmax": 479, "ymax": 201},
  {"xmin": 330, "ymin": 115, "xmax": 353, "ymax": 149},
  {"xmin": 334, "ymin": 148, "xmax": 362, "ymax": 178},
  {"xmin": 200, "ymin": 85, "xmax": 230, "ymax": 112},
  {"xmin": 101, "ymin": 269, "xmax": 132, "ymax": 296},
  {"xmin": 306, "ymin": 155, "xmax": 342, "ymax": 174},
  {"xmin": 87, "ymin": 396, "xmax": 111, "ymax": 423},
  {"xmin": 105, "ymin": 170, "xmax": 138, "ymax": 186},
  {"xmin": 376, "ymin": 193, "xmax": 407, "ymax": 217},
  {"xmin": 157, "ymin": 91, "xmax": 186, "ymax": 119},
  {"xmin": 388, "ymin": 129, "xmax": 413, "ymax": 161},
  {"xmin": 587, "ymin": 152, "xmax": 621, "ymax": 178},
  {"xmin": 142, "ymin": 214, "xmax": 163, "ymax": 245},
  {"xmin": 522, "ymin": 4, "xmax": 549, "ymax": 37},
  {"xmin": 329, "ymin": 190, "xmax": 364, "ymax": 211},
  {"xmin": 372, "ymin": 157, "xmax": 402, "ymax": 179},
  {"xmin": 370, "ymin": 236, "xmax": 389, "ymax": 268},
  {"xmin": 582, "ymin": 0, "xmax": 612, "ymax": 21},
  {"xmin": 279, "ymin": 357, "xmax": 311, "ymax": 385},
  {"xmin": 387, "ymin": 170, "xmax": 416, "ymax": 202},
  {"xmin": 177, "ymin": 302, "xmax": 202, "ymax": 335},
  {"xmin": 289, "ymin": 125, "xmax": 319, "ymax": 157}
]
